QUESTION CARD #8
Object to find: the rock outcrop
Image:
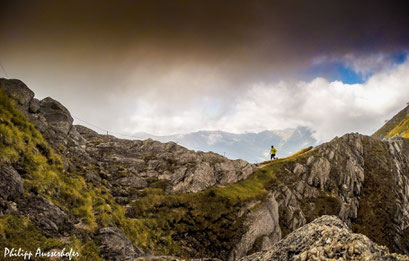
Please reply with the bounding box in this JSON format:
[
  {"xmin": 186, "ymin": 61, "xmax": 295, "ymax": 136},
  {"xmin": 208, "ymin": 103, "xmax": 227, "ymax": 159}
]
[
  {"xmin": 240, "ymin": 215, "xmax": 409, "ymax": 261},
  {"xmin": 74, "ymin": 127, "xmax": 255, "ymax": 194},
  {"xmin": 229, "ymin": 194, "xmax": 281, "ymax": 261},
  {"xmin": 19, "ymin": 195, "xmax": 75, "ymax": 237}
]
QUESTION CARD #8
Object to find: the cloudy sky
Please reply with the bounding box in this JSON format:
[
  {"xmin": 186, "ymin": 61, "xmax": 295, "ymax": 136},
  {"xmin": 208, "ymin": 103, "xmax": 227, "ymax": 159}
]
[{"xmin": 1, "ymin": 0, "xmax": 409, "ymax": 141}]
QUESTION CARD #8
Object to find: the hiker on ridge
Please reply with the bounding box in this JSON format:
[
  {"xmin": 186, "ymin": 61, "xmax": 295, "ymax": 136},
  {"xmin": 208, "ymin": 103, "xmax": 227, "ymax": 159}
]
[{"xmin": 270, "ymin": 145, "xmax": 277, "ymax": 161}]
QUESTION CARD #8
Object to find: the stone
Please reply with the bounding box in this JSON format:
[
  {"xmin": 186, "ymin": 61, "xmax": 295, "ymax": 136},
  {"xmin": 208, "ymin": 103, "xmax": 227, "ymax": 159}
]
[
  {"xmin": 39, "ymin": 97, "xmax": 74, "ymax": 134},
  {"xmin": 98, "ymin": 227, "xmax": 144, "ymax": 261},
  {"xmin": 116, "ymin": 176, "xmax": 148, "ymax": 189},
  {"xmin": 0, "ymin": 165, "xmax": 24, "ymax": 201}
]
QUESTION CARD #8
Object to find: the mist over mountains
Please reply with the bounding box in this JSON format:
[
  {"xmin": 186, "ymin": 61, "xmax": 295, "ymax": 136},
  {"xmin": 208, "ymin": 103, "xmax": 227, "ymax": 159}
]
[{"xmin": 132, "ymin": 127, "xmax": 317, "ymax": 163}]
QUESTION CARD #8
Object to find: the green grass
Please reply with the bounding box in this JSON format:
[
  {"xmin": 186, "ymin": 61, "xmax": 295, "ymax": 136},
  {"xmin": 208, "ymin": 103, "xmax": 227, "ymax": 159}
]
[
  {"xmin": 0, "ymin": 215, "xmax": 62, "ymax": 260},
  {"xmin": 373, "ymin": 105, "xmax": 409, "ymax": 138},
  {"xmin": 0, "ymin": 215, "xmax": 103, "ymax": 261},
  {"xmin": 385, "ymin": 115, "xmax": 409, "ymax": 138},
  {"xmin": 0, "ymin": 89, "xmax": 110, "ymax": 258}
]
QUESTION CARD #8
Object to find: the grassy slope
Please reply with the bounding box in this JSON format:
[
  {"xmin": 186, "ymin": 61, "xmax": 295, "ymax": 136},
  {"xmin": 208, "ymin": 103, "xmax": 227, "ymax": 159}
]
[
  {"xmin": 373, "ymin": 105, "xmax": 409, "ymax": 138},
  {"xmin": 0, "ymin": 89, "xmax": 164, "ymax": 259},
  {"xmin": 0, "ymin": 89, "xmax": 104, "ymax": 260},
  {"xmin": 385, "ymin": 115, "xmax": 409, "ymax": 138}
]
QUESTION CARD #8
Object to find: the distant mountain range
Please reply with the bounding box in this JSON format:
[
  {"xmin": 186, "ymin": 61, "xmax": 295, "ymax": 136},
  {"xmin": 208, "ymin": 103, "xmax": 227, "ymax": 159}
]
[{"xmin": 132, "ymin": 127, "xmax": 317, "ymax": 163}]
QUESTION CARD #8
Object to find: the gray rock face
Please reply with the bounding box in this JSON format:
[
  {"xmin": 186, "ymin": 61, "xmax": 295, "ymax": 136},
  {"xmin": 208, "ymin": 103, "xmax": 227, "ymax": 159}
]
[
  {"xmin": 229, "ymin": 194, "xmax": 281, "ymax": 261},
  {"xmin": 240, "ymin": 215, "xmax": 409, "ymax": 261},
  {"xmin": 98, "ymin": 227, "xmax": 144, "ymax": 261},
  {"xmin": 19, "ymin": 195, "xmax": 74, "ymax": 237},
  {"xmin": 0, "ymin": 165, "xmax": 24, "ymax": 201}
]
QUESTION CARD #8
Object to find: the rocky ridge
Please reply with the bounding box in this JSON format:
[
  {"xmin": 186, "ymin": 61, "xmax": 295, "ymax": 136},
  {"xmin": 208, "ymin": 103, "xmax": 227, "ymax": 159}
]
[
  {"xmin": 0, "ymin": 78, "xmax": 255, "ymax": 196},
  {"xmin": 230, "ymin": 133, "xmax": 409, "ymax": 259}
]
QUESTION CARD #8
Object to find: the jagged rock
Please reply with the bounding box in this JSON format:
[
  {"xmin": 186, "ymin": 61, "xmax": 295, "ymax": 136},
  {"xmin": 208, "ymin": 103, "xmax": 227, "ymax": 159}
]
[
  {"xmin": 98, "ymin": 227, "xmax": 144, "ymax": 261},
  {"xmin": 239, "ymin": 133, "xmax": 409, "ymax": 258},
  {"xmin": 240, "ymin": 215, "xmax": 409, "ymax": 261},
  {"xmin": 0, "ymin": 165, "xmax": 24, "ymax": 201},
  {"xmin": 19, "ymin": 195, "xmax": 75, "ymax": 237},
  {"xmin": 72, "ymin": 125, "xmax": 256, "ymax": 194}
]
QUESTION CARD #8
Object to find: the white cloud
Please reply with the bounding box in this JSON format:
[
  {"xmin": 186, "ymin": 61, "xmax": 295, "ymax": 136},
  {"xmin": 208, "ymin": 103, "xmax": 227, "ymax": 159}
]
[
  {"xmin": 342, "ymin": 53, "xmax": 395, "ymax": 76},
  {"xmin": 73, "ymin": 56, "xmax": 409, "ymax": 143},
  {"xmin": 217, "ymin": 60, "xmax": 409, "ymax": 141}
]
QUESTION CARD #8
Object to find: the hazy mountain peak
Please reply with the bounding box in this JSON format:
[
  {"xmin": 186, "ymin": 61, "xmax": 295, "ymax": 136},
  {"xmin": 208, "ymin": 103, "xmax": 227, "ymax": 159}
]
[{"xmin": 131, "ymin": 127, "xmax": 317, "ymax": 163}]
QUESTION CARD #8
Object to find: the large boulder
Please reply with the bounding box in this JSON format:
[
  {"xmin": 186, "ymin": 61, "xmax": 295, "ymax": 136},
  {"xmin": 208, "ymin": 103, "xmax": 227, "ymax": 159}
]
[{"xmin": 39, "ymin": 97, "xmax": 74, "ymax": 134}]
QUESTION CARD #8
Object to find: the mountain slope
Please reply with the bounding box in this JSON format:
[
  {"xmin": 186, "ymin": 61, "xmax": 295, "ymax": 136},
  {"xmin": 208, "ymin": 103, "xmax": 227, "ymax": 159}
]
[
  {"xmin": 0, "ymin": 78, "xmax": 256, "ymax": 259},
  {"xmin": 373, "ymin": 104, "xmax": 409, "ymax": 138},
  {"xmin": 1, "ymin": 78, "xmax": 409, "ymax": 260},
  {"xmin": 132, "ymin": 128, "xmax": 317, "ymax": 163}
]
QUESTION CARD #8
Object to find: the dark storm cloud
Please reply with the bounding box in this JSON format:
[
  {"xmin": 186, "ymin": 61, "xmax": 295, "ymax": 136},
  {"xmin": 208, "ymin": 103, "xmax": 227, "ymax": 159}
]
[
  {"xmin": 0, "ymin": 0, "xmax": 408, "ymax": 137},
  {"xmin": 2, "ymin": 0, "xmax": 409, "ymax": 79}
]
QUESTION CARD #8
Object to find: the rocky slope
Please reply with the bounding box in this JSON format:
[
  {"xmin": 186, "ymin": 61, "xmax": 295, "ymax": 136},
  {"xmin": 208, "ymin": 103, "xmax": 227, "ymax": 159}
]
[{"xmin": 1, "ymin": 78, "xmax": 409, "ymax": 260}]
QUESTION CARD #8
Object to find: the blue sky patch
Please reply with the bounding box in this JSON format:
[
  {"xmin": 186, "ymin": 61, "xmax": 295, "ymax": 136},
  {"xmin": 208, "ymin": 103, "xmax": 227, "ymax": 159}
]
[
  {"xmin": 302, "ymin": 51, "xmax": 408, "ymax": 84},
  {"xmin": 302, "ymin": 61, "xmax": 365, "ymax": 84},
  {"xmin": 391, "ymin": 52, "xmax": 407, "ymax": 64}
]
